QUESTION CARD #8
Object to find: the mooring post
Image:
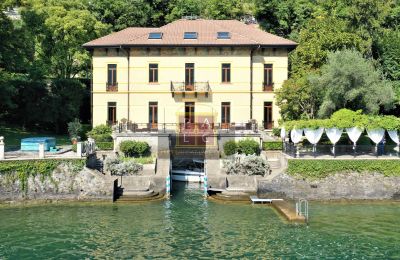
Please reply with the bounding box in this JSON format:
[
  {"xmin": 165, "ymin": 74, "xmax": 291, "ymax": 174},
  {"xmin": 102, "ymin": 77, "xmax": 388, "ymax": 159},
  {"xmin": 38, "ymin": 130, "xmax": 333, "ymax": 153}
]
[
  {"xmin": 165, "ymin": 175, "xmax": 171, "ymax": 198},
  {"xmin": 38, "ymin": 143, "xmax": 45, "ymax": 159},
  {"xmin": 203, "ymin": 175, "xmax": 208, "ymax": 198},
  {"xmin": 0, "ymin": 136, "xmax": 4, "ymax": 160},
  {"xmin": 76, "ymin": 142, "xmax": 82, "ymax": 158}
]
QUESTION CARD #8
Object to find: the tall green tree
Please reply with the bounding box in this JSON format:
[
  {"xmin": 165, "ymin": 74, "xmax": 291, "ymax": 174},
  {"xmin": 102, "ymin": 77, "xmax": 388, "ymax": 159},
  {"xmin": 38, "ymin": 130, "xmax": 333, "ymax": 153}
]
[
  {"xmin": 312, "ymin": 50, "xmax": 394, "ymax": 118},
  {"xmin": 21, "ymin": 0, "xmax": 109, "ymax": 78},
  {"xmin": 89, "ymin": 0, "xmax": 152, "ymax": 31},
  {"xmin": 276, "ymin": 73, "xmax": 322, "ymax": 120},
  {"xmin": 290, "ymin": 17, "xmax": 367, "ymax": 74}
]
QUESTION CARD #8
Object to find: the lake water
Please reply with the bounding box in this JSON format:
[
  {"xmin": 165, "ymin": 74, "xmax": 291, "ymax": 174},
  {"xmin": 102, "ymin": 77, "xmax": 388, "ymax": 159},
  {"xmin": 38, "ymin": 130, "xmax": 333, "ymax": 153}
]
[{"xmin": 0, "ymin": 182, "xmax": 399, "ymax": 259}]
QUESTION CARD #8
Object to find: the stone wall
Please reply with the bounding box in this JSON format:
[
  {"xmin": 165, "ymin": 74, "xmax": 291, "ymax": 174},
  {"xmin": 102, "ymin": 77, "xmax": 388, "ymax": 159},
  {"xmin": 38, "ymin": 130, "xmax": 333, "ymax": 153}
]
[
  {"xmin": 0, "ymin": 165, "xmax": 116, "ymax": 202},
  {"xmin": 259, "ymin": 172, "xmax": 400, "ymax": 200}
]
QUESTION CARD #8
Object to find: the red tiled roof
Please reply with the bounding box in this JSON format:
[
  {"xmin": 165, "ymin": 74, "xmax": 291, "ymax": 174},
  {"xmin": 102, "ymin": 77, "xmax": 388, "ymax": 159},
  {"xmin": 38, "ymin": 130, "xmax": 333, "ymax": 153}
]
[{"xmin": 83, "ymin": 19, "xmax": 297, "ymax": 48}]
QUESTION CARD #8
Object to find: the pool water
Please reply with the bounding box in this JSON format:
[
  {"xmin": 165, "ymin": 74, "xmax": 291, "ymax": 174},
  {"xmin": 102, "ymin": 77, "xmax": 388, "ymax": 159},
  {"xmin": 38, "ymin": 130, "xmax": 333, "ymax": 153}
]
[{"xmin": 0, "ymin": 182, "xmax": 399, "ymax": 259}]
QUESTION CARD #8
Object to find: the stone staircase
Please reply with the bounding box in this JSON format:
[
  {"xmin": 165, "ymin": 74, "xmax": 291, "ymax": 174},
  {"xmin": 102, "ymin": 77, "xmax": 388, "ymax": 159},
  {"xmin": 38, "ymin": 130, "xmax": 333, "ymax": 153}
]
[{"xmin": 116, "ymin": 176, "xmax": 160, "ymax": 202}]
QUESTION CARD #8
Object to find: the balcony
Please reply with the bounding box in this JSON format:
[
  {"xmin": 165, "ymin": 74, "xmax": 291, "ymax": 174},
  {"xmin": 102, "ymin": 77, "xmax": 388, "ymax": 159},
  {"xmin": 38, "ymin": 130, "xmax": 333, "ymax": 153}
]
[
  {"xmin": 170, "ymin": 81, "xmax": 211, "ymax": 97},
  {"xmin": 263, "ymin": 82, "xmax": 274, "ymax": 92},
  {"xmin": 106, "ymin": 82, "xmax": 118, "ymax": 92}
]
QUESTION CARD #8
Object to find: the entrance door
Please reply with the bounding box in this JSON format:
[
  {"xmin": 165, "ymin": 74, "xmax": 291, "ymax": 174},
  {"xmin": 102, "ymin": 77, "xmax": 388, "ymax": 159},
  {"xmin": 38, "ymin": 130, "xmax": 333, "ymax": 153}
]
[
  {"xmin": 149, "ymin": 102, "xmax": 158, "ymax": 129},
  {"xmin": 185, "ymin": 102, "xmax": 195, "ymax": 129},
  {"xmin": 107, "ymin": 102, "xmax": 117, "ymax": 125},
  {"xmin": 263, "ymin": 102, "xmax": 273, "ymax": 129},
  {"xmin": 221, "ymin": 102, "xmax": 231, "ymax": 129},
  {"xmin": 185, "ymin": 63, "xmax": 194, "ymax": 91}
]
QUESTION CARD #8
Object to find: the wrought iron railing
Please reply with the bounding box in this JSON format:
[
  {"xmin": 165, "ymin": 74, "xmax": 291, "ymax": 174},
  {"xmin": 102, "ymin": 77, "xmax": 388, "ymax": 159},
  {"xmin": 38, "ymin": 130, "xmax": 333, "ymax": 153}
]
[
  {"xmin": 263, "ymin": 82, "xmax": 274, "ymax": 92},
  {"xmin": 106, "ymin": 82, "xmax": 118, "ymax": 92},
  {"xmin": 170, "ymin": 81, "xmax": 211, "ymax": 97},
  {"xmin": 111, "ymin": 122, "xmax": 260, "ymax": 133},
  {"xmin": 262, "ymin": 120, "xmax": 274, "ymax": 130}
]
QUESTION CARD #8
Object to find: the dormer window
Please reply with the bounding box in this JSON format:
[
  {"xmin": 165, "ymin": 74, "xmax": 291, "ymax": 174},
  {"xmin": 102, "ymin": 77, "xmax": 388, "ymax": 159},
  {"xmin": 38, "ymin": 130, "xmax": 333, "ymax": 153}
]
[
  {"xmin": 217, "ymin": 32, "xmax": 230, "ymax": 39},
  {"xmin": 148, "ymin": 32, "xmax": 163, "ymax": 39},
  {"xmin": 184, "ymin": 32, "xmax": 198, "ymax": 39}
]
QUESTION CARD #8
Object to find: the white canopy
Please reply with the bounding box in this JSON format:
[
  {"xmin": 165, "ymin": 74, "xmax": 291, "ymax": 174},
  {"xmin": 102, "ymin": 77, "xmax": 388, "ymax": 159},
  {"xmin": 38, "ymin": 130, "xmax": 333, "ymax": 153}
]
[
  {"xmin": 280, "ymin": 127, "xmax": 286, "ymax": 140},
  {"xmin": 346, "ymin": 127, "xmax": 363, "ymax": 144},
  {"xmin": 388, "ymin": 130, "xmax": 400, "ymax": 145},
  {"xmin": 290, "ymin": 129, "xmax": 303, "ymax": 144},
  {"xmin": 304, "ymin": 128, "xmax": 324, "ymax": 145},
  {"xmin": 367, "ymin": 128, "xmax": 385, "ymax": 144},
  {"xmin": 326, "ymin": 128, "xmax": 343, "ymax": 145}
]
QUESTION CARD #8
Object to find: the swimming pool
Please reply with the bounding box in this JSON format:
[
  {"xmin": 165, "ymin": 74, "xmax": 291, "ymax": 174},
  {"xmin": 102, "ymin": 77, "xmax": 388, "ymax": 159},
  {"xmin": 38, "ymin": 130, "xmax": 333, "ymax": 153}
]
[{"xmin": 20, "ymin": 137, "xmax": 56, "ymax": 151}]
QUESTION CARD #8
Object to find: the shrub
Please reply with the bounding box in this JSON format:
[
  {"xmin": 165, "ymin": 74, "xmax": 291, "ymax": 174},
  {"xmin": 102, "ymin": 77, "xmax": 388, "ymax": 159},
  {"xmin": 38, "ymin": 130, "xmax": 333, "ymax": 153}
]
[
  {"xmin": 87, "ymin": 124, "xmax": 112, "ymax": 136},
  {"xmin": 237, "ymin": 138, "xmax": 260, "ymax": 155},
  {"xmin": 272, "ymin": 127, "xmax": 281, "ymax": 137},
  {"xmin": 67, "ymin": 118, "xmax": 82, "ymax": 139},
  {"xmin": 119, "ymin": 140, "xmax": 150, "ymax": 157},
  {"xmin": 223, "ymin": 140, "xmax": 237, "ymax": 156},
  {"xmin": 96, "ymin": 142, "xmax": 114, "ymax": 150},
  {"xmin": 263, "ymin": 141, "xmax": 283, "ymax": 150},
  {"xmin": 103, "ymin": 156, "xmax": 143, "ymax": 176},
  {"xmin": 224, "ymin": 154, "xmax": 269, "ymax": 176},
  {"xmin": 287, "ymin": 159, "xmax": 400, "ymax": 180}
]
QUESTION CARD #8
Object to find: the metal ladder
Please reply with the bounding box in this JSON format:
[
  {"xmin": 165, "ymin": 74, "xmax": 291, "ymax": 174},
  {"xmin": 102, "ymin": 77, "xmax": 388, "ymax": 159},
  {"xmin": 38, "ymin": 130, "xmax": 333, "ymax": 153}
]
[{"xmin": 296, "ymin": 199, "xmax": 309, "ymax": 223}]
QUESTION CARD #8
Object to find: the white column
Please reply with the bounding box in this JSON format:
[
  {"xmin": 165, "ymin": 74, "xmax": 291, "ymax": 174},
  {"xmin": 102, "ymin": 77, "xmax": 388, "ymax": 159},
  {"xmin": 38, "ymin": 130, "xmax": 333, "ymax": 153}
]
[
  {"xmin": 0, "ymin": 136, "xmax": 4, "ymax": 160},
  {"xmin": 39, "ymin": 143, "xmax": 45, "ymax": 158},
  {"xmin": 77, "ymin": 142, "xmax": 82, "ymax": 157}
]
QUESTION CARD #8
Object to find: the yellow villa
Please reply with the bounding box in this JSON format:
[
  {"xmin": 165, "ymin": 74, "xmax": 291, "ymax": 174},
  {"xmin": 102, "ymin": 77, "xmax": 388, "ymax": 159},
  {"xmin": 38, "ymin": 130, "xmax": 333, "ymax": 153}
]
[{"xmin": 83, "ymin": 18, "xmax": 297, "ymax": 132}]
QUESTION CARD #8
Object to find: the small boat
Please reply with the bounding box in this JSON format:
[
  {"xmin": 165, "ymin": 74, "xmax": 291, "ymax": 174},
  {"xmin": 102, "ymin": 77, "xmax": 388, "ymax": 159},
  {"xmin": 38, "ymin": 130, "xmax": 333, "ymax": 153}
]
[{"xmin": 171, "ymin": 159, "xmax": 205, "ymax": 182}]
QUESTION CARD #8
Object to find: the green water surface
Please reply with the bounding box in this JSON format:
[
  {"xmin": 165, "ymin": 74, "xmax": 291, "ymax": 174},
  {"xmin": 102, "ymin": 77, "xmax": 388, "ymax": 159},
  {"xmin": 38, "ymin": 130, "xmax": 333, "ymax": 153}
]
[{"xmin": 0, "ymin": 182, "xmax": 399, "ymax": 259}]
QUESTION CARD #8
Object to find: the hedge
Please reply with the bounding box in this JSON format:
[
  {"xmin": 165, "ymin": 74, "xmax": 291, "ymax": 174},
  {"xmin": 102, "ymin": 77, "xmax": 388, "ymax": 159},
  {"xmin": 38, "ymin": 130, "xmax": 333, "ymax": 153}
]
[
  {"xmin": 0, "ymin": 159, "xmax": 86, "ymax": 191},
  {"xmin": 119, "ymin": 140, "xmax": 150, "ymax": 157},
  {"xmin": 263, "ymin": 141, "xmax": 283, "ymax": 150},
  {"xmin": 283, "ymin": 109, "xmax": 400, "ymax": 131},
  {"xmin": 287, "ymin": 159, "xmax": 400, "ymax": 180},
  {"xmin": 223, "ymin": 140, "xmax": 237, "ymax": 155},
  {"xmin": 96, "ymin": 142, "xmax": 114, "ymax": 150},
  {"xmin": 237, "ymin": 138, "xmax": 260, "ymax": 155}
]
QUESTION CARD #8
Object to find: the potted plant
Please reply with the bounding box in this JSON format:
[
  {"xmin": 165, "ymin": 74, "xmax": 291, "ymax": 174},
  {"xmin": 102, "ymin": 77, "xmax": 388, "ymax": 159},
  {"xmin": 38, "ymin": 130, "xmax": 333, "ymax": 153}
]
[{"xmin": 68, "ymin": 118, "xmax": 82, "ymax": 144}]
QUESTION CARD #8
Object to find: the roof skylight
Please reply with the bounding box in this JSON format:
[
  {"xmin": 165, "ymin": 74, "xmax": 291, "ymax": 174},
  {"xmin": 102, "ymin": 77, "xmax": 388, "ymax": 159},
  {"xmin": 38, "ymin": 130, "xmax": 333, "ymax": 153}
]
[
  {"xmin": 148, "ymin": 32, "xmax": 163, "ymax": 39},
  {"xmin": 184, "ymin": 32, "xmax": 198, "ymax": 39},
  {"xmin": 217, "ymin": 32, "xmax": 230, "ymax": 39}
]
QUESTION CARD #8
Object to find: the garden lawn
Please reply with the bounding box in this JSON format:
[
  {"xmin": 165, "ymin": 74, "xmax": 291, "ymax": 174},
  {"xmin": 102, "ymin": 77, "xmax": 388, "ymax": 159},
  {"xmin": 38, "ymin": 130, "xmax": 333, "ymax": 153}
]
[{"xmin": 0, "ymin": 125, "xmax": 70, "ymax": 147}]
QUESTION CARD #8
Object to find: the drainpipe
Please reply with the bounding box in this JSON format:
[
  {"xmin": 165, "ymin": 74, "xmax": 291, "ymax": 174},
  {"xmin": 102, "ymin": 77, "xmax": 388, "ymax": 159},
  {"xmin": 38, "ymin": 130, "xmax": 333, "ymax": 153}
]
[
  {"xmin": 250, "ymin": 45, "xmax": 261, "ymax": 120},
  {"xmin": 122, "ymin": 46, "xmax": 131, "ymax": 121},
  {"xmin": 127, "ymin": 48, "xmax": 131, "ymax": 121},
  {"xmin": 90, "ymin": 49, "xmax": 94, "ymax": 127}
]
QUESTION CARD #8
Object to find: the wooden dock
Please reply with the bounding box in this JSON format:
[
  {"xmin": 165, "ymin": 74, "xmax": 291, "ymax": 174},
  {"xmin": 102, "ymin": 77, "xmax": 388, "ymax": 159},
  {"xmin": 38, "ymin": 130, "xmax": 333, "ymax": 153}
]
[
  {"xmin": 250, "ymin": 196, "xmax": 306, "ymax": 223},
  {"xmin": 272, "ymin": 200, "xmax": 306, "ymax": 223}
]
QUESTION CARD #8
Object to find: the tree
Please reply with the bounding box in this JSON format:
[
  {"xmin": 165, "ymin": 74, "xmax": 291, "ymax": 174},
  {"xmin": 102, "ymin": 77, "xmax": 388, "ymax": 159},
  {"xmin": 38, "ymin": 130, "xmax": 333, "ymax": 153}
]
[
  {"xmin": 276, "ymin": 73, "xmax": 322, "ymax": 120},
  {"xmin": 312, "ymin": 50, "xmax": 394, "ymax": 118},
  {"xmin": 290, "ymin": 17, "xmax": 367, "ymax": 74},
  {"xmin": 165, "ymin": 0, "xmax": 205, "ymax": 22},
  {"xmin": 203, "ymin": 0, "xmax": 248, "ymax": 20},
  {"xmin": 21, "ymin": 0, "xmax": 109, "ymax": 78},
  {"xmin": 89, "ymin": 0, "xmax": 151, "ymax": 31},
  {"xmin": 255, "ymin": 0, "xmax": 317, "ymax": 39}
]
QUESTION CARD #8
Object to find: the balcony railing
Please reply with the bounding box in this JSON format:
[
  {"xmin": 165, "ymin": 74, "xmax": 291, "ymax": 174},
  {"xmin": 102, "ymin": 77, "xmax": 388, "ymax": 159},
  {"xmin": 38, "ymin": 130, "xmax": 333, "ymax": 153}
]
[
  {"xmin": 263, "ymin": 82, "xmax": 274, "ymax": 92},
  {"xmin": 170, "ymin": 81, "xmax": 211, "ymax": 97},
  {"xmin": 111, "ymin": 121, "xmax": 261, "ymax": 133},
  {"xmin": 262, "ymin": 120, "xmax": 274, "ymax": 130},
  {"xmin": 106, "ymin": 82, "xmax": 118, "ymax": 92}
]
